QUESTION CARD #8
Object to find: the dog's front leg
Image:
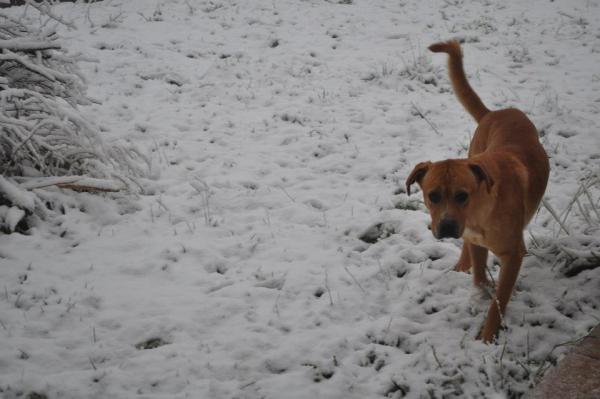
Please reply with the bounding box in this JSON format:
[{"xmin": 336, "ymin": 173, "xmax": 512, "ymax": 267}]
[
  {"xmin": 469, "ymin": 244, "xmax": 490, "ymax": 287},
  {"xmin": 454, "ymin": 242, "xmax": 472, "ymax": 272},
  {"xmin": 478, "ymin": 248, "xmax": 524, "ymax": 343}
]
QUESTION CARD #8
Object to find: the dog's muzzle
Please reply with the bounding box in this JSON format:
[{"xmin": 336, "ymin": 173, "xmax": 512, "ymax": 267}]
[{"xmin": 437, "ymin": 218, "xmax": 460, "ymax": 239}]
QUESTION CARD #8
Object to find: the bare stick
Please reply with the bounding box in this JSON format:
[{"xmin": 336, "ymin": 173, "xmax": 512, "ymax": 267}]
[
  {"xmin": 542, "ymin": 198, "xmax": 571, "ymax": 235},
  {"xmin": 344, "ymin": 266, "xmax": 366, "ymax": 294},
  {"xmin": 411, "ymin": 102, "xmax": 442, "ymax": 136},
  {"xmin": 89, "ymin": 356, "xmax": 97, "ymax": 371},
  {"xmin": 499, "ymin": 339, "xmax": 507, "ymax": 385},
  {"xmin": 279, "ymin": 186, "xmax": 296, "ymax": 202},
  {"xmin": 55, "ymin": 183, "xmax": 120, "ymax": 193},
  {"xmin": 430, "ymin": 345, "xmax": 443, "ymax": 368},
  {"xmin": 576, "ymin": 197, "xmax": 593, "ymax": 225},
  {"xmin": 581, "ymin": 180, "xmax": 600, "ymax": 221},
  {"xmin": 324, "ymin": 269, "xmax": 334, "ymax": 306}
]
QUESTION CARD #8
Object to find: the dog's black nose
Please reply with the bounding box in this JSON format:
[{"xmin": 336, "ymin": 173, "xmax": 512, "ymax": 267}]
[{"xmin": 438, "ymin": 219, "xmax": 460, "ymax": 238}]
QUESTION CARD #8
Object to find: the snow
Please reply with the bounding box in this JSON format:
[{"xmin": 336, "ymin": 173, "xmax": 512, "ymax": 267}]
[
  {"xmin": 0, "ymin": 176, "xmax": 36, "ymax": 211},
  {"xmin": 0, "ymin": 206, "xmax": 26, "ymax": 232},
  {"xmin": 1, "ymin": 0, "xmax": 599, "ymax": 398}
]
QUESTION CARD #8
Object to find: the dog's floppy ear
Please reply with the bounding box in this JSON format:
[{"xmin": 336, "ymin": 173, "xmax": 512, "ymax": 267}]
[
  {"xmin": 469, "ymin": 162, "xmax": 494, "ymax": 193},
  {"xmin": 406, "ymin": 161, "xmax": 431, "ymax": 195}
]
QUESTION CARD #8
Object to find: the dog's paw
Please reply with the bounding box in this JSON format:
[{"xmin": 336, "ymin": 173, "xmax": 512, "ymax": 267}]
[
  {"xmin": 474, "ymin": 276, "xmax": 494, "ymax": 288},
  {"xmin": 453, "ymin": 262, "xmax": 471, "ymax": 273},
  {"xmin": 477, "ymin": 314, "xmax": 503, "ymax": 344},
  {"xmin": 476, "ymin": 326, "xmax": 498, "ymax": 344}
]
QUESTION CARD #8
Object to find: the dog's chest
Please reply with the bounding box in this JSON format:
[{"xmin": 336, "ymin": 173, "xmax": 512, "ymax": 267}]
[{"xmin": 462, "ymin": 227, "xmax": 486, "ymax": 246}]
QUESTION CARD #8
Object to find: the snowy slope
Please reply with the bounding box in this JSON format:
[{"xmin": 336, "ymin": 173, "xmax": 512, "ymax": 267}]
[{"xmin": 1, "ymin": 0, "xmax": 599, "ymax": 398}]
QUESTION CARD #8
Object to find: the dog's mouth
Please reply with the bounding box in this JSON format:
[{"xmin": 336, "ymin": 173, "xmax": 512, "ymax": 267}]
[{"xmin": 434, "ymin": 219, "xmax": 462, "ymax": 239}]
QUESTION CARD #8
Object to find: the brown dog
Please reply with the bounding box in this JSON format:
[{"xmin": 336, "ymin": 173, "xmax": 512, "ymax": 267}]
[{"xmin": 406, "ymin": 40, "xmax": 549, "ymax": 343}]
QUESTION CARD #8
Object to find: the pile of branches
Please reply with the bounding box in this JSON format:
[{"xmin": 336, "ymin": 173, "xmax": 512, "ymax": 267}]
[
  {"xmin": 0, "ymin": 9, "xmax": 146, "ymax": 233},
  {"xmin": 531, "ymin": 174, "xmax": 600, "ymax": 277}
]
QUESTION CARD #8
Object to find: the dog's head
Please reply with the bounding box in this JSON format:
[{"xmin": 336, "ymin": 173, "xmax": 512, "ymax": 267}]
[{"xmin": 406, "ymin": 159, "xmax": 493, "ymax": 239}]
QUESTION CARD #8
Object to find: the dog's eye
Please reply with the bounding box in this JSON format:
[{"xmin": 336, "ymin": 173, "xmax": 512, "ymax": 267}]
[
  {"xmin": 428, "ymin": 191, "xmax": 441, "ymax": 204},
  {"xmin": 455, "ymin": 191, "xmax": 469, "ymax": 204}
]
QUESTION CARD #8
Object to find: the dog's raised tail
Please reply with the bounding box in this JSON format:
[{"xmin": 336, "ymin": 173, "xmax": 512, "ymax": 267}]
[{"xmin": 429, "ymin": 40, "xmax": 490, "ymax": 122}]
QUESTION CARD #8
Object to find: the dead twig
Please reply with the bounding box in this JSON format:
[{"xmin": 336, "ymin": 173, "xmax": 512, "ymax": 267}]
[
  {"xmin": 430, "ymin": 345, "xmax": 443, "ymax": 368},
  {"xmin": 411, "ymin": 102, "xmax": 442, "ymax": 136},
  {"xmin": 344, "ymin": 266, "xmax": 366, "ymax": 294},
  {"xmin": 542, "ymin": 198, "xmax": 571, "ymax": 235}
]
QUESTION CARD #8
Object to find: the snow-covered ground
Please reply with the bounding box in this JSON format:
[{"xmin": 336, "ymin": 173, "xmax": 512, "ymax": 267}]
[{"xmin": 1, "ymin": 0, "xmax": 599, "ymax": 398}]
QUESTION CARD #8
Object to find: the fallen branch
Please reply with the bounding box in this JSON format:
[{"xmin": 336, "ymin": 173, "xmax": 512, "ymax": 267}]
[
  {"xmin": 55, "ymin": 183, "xmax": 120, "ymax": 193},
  {"xmin": 0, "ymin": 38, "xmax": 61, "ymax": 51},
  {"xmin": 19, "ymin": 176, "xmax": 123, "ymax": 192}
]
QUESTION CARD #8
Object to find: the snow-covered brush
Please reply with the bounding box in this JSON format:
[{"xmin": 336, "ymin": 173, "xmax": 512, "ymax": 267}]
[
  {"xmin": 530, "ymin": 232, "xmax": 600, "ymax": 278},
  {"xmin": 540, "ymin": 174, "xmax": 599, "ymax": 236},
  {"xmin": 398, "ymin": 39, "xmax": 443, "ymax": 89},
  {"xmin": 0, "ymin": 10, "xmax": 148, "ymax": 234},
  {"xmin": 0, "ymin": 14, "xmax": 83, "ymax": 104},
  {"xmin": 530, "ymin": 174, "xmax": 600, "ymax": 277},
  {"xmin": 1, "ymin": 87, "xmax": 146, "ymax": 180}
]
